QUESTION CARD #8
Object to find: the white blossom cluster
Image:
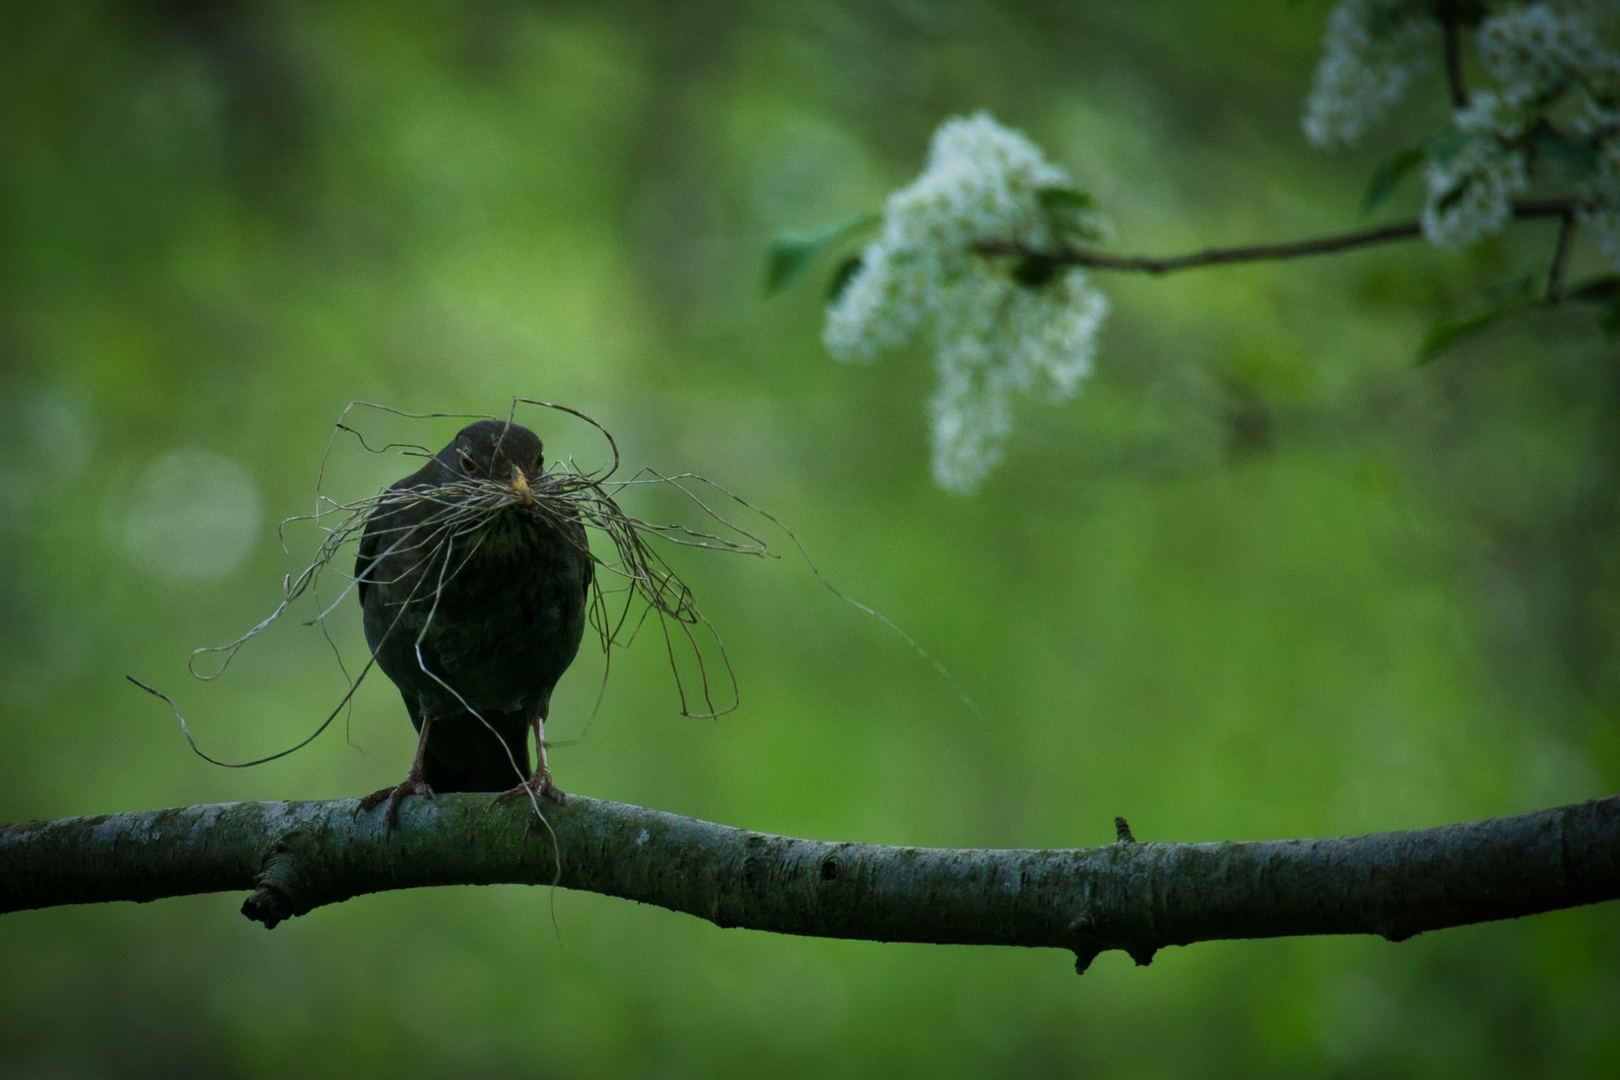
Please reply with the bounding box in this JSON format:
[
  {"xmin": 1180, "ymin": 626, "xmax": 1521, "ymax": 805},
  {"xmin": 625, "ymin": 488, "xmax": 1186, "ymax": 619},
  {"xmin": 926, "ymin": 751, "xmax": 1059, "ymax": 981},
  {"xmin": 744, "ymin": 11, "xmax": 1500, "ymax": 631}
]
[
  {"xmin": 1308, "ymin": 1, "xmax": 1620, "ymax": 261},
  {"xmin": 1478, "ymin": 1, "xmax": 1619, "ymax": 106},
  {"xmin": 824, "ymin": 112, "xmax": 1109, "ymax": 494},
  {"xmin": 1484, "ymin": 3, "xmax": 1620, "ymax": 262},
  {"xmin": 1579, "ymin": 141, "xmax": 1620, "ymax": 264},
  {"xmin": 1430, "ymin": 4, "xmax": 1620, "ymax": 248},
  {"xmin": 1420, "ymin": 104, "xmax": 1531, "ymax": 249},
  {"xmin": 1303, "ymin": 0, "xmax": 1437, "ymax": 149}
]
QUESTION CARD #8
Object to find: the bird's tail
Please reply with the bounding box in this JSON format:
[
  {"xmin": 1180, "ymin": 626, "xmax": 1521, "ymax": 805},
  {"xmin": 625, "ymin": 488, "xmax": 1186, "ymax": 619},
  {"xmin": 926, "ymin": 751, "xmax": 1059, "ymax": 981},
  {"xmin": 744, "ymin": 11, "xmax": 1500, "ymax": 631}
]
[{"xmin": 420, "ymin": 709, "xmax": 533, "ymax": 792}]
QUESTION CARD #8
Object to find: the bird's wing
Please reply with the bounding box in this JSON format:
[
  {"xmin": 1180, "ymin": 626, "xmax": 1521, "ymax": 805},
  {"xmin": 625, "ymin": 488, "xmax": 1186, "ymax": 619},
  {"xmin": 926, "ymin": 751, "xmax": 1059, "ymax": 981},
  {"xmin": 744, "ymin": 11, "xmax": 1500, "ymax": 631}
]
[
  {"xmin": 357, "ymin": 461, "xmax": 444, "ymax": 606},
  {"xmin": 355, "ymin": 513, "xmax": 380, "ymax": 608},
  {"xmin": 580, "ymin": 523, "xmax": 595, "ymax": 595},
  {"xmin": 561, "ymin": 513, "xmax": 594, "ymax": 597},
  {"xmin": 354, "ymin": 491, "xmax": 405, "ymax": 609}
]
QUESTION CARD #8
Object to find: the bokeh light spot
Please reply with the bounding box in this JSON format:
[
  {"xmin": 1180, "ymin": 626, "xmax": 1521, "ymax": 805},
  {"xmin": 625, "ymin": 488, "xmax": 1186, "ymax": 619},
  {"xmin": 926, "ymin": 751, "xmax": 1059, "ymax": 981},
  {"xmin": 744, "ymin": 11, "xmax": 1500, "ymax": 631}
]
[{"xmin": 123, "ymin": 449, "xmax": 263, "ymax": 581}]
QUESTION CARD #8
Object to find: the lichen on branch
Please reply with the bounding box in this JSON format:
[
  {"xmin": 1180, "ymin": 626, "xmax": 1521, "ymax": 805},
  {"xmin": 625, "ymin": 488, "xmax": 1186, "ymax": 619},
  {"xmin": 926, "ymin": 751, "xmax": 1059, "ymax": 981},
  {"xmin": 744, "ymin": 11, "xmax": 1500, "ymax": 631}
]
[{"xmin": 4, "ymin": 791, "xmax": 1618, "ymax": 974}]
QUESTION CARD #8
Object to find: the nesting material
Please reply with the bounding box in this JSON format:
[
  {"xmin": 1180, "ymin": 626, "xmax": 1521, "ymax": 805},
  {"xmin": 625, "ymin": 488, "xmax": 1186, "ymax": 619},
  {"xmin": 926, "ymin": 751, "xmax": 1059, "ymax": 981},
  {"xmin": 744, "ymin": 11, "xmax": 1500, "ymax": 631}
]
[{"xmin": 138, "ymin": 400, "xmax": 765, "ymax": 769}]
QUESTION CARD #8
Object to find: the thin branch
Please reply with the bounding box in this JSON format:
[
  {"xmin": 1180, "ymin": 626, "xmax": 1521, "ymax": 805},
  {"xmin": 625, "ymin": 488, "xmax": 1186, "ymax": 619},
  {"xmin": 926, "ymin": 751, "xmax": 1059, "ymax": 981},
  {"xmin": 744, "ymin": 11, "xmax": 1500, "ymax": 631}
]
[
  {"xmin": 977, "ymin": 200, "xmax": 1579, "ymax": 276},
  {"xmin": 1441, "ymin": 6, "xmax": 1470, "ymax": 110},
  {"xmin": 3, "ymin": 791, "xmax": 1617, "ymax": 974},
  {"xmin": 1548, "ymin": 209, "xmax": 1578, "ymax": 303}
]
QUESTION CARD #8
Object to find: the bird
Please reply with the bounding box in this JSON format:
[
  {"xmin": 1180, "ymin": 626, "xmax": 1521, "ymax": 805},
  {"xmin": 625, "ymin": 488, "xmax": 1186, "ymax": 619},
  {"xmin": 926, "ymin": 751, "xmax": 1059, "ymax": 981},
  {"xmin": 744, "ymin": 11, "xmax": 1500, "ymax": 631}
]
[{"xmin": 354, "ymin": 419, "xmax": 593, "ymax": 824}]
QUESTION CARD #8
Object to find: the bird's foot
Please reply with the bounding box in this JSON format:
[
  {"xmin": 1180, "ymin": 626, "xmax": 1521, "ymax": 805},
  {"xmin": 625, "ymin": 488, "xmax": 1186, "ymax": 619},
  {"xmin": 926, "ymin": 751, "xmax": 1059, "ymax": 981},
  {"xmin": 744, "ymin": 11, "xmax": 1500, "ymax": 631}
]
[
  {"xmin": 356, "ymin": 777, "xmax": 436, "ymax": 834},
  {"xmin": 492, "ymin": 771, "xmax": 567, "ymax": 811}
]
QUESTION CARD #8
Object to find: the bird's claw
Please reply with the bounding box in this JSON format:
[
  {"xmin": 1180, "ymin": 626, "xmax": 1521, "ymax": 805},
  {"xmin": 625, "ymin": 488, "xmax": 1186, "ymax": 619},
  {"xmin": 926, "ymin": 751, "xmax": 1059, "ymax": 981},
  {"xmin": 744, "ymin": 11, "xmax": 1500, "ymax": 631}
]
[
  {"xmin": 356, "ymin": 777, "xmax": 436, "ymax": 834},
  {"xmin": 493, "ymin": 772, "xmax": 568, "ymax": 811}
]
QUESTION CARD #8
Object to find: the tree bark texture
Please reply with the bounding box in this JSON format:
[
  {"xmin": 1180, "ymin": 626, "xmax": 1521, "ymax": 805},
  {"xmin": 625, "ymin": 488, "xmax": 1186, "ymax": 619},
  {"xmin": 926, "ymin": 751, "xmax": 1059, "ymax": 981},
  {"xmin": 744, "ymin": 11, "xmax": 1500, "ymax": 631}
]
[{"xmin": 2, "ymin": 793, "xmax": 1617, "ymax": 972}]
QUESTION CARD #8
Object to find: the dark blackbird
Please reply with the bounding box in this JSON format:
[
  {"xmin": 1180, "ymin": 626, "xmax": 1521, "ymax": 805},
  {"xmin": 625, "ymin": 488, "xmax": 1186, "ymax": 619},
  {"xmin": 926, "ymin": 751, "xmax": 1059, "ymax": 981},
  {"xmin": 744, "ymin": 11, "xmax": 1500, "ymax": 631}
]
[{"xmin": 355, "ymin": 420, "xmax": 592, "ymax": 822}]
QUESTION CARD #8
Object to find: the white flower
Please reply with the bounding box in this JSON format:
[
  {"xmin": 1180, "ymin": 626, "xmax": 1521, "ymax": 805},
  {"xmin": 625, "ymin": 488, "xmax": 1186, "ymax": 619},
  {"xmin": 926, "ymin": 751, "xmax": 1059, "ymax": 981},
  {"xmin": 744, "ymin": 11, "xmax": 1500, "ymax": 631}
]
[
  {"xmin": 925, "ymin": 265, "xmax": 1108, "ymax": 493},
  {"xmin": 1303, "ymin": 0, "xmax": 1437, "ymax": 149},
  {"xmin": 1421, "ymin": 135, "xmax": 1530, "ymax": 249},
  {"xmin": 1479, "ymin": 3, "xmax": 1620, "ymax": 103},
  {"xmin": 930, "ymin": 279, "xmax": 1015, "ymax": 495},
  {"xmin": 1453, "ymin": 88, "xmax": 1533, "ymax": 140},
  {"xmin": 1004, "ymin": 268, "xmax": 1109, "ymax": 402},
  {"xmin": 1567, "ymin": 90, "xmax": 1620, "ymax": 138},
  {"xmin": 1468, "ymin": 4, "xmax": 1620, "ymax": 142},
  {"xmin": 1460, "ymin": 3, "xmax": 1620, "ymax": 266},
  {"xmin": 1578, "ymin": 140, "xmax": 1620, "ymax": 266},
  {"xmin": 1578, "ymin": 208, "xmax": 1620, "ymax": 267},
  {"xmin": 824, "ymin": 112, "xmax": 1110, "ymax": 494},
  {"xmin": 822, "ymin": 244, "xmax": 928, "ymax": 362}
]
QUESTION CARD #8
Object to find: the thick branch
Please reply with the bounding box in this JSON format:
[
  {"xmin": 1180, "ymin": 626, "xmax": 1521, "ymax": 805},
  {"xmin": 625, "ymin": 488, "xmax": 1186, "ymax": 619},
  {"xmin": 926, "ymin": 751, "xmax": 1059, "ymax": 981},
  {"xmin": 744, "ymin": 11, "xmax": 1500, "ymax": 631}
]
[
  {"xmin": 979, "ymin": 200, "xmax": 1578, "ymax": 276},
  {"xmin": 3, "ymin": 793, "xmax": 1618, "ymax": 972}
]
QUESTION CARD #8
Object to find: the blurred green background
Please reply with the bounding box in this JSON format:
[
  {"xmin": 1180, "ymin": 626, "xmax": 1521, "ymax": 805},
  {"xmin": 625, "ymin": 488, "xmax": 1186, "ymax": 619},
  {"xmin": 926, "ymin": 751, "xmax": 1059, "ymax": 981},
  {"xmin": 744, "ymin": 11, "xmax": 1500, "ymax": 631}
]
[{"xmin": 3, "ymin": 1, "xmax": 1618, "ymax": 1076}]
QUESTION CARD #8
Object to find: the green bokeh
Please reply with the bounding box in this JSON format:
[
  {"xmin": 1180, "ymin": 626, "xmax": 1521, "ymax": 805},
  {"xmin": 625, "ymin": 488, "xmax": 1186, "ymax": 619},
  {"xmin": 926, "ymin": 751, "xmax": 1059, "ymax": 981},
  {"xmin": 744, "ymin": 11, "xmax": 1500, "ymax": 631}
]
[{"xmin": 2, "ymin": 1, "xmax": 1617, "ymax": 1076}]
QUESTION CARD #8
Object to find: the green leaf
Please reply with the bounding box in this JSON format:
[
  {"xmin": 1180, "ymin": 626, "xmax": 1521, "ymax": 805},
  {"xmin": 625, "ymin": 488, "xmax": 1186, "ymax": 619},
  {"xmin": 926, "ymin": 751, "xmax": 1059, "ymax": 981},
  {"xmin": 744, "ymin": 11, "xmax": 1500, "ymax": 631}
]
[
  {"xmin": 1038, "ymin": 187, "xmax": 1106, "ymax": 242},
  {"xmin": 1531, "ymin": 122, "xmax": 1598, "ymax": 177},
  {"xmin": 1362, "ymin": 147, "xmax": 1425, "ymax": 214},
  {"xmin": 1564, "ymin": 254, "xmax": 1620, "ymax": 335},
  {"xmin": 1565, "ymin": 275, "xmax": 1620, "ymax": 305},
  {"xmin": 1422, "ymin": 129, "xmax": 1473, "ymax": 167},
  {"xmin": 826, "ymin": 253, "xmax": 865, "ymax": 303},
  {"xmin": 1486, "ymin": 271, "xmax": 1539, "ymax": 303},
  {"xmin": 1599, "ymin": 298, "xmax": 1620, "ymax": 340},
  {"xmin": 1416, "ymin": 301, "xmax": 1529, "ymax": 363},
  {"xmin": 1433, "ymin": 176, "xmax": 1472, "ymax": 216},
  {"xmin": 1038, "ymin": 188, "xmax": 1096, "ymax": 212},
  {"xmin": 763, "ymin": 211, "xmax": 881, "ymax": 297}
]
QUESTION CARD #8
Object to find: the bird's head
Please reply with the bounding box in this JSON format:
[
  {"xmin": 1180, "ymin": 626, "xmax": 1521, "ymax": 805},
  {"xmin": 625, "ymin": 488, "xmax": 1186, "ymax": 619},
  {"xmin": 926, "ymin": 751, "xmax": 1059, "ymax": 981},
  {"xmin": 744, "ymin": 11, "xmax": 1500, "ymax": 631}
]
[{"xmin": 446, "ymin": 420, "xmax": 544, "ymax": 502}]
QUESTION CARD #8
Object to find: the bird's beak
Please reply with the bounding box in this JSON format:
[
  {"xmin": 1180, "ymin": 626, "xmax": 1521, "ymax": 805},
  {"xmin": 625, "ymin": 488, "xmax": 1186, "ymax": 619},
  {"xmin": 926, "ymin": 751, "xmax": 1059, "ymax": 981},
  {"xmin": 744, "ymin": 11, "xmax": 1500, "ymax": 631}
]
[{"xmin": 509, "ymin": 466, "xmax": 533, "ymax": 504}]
